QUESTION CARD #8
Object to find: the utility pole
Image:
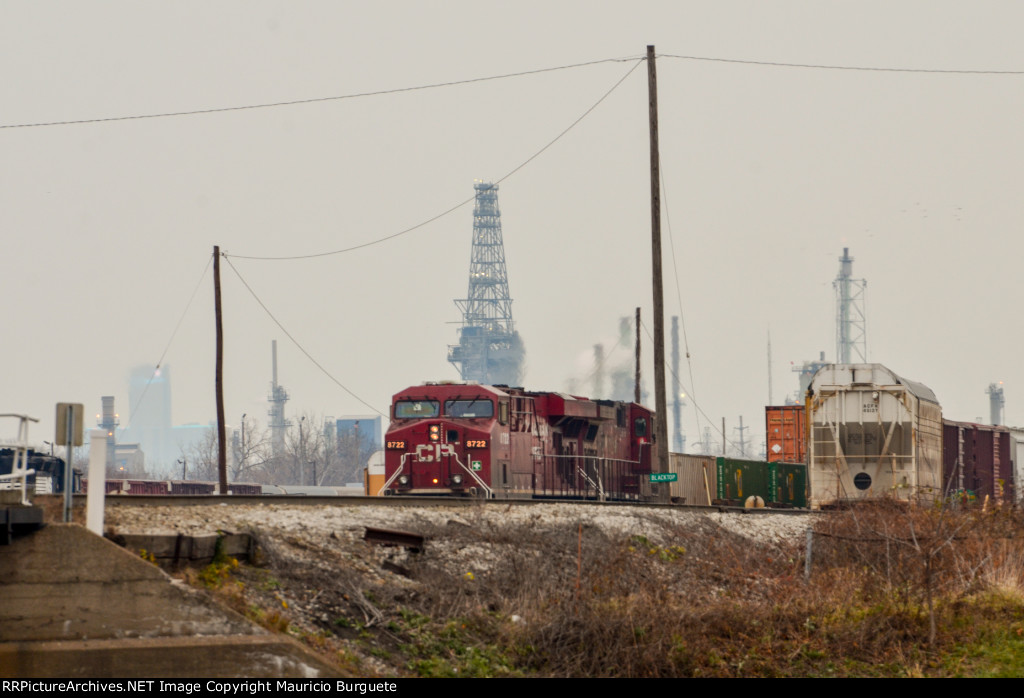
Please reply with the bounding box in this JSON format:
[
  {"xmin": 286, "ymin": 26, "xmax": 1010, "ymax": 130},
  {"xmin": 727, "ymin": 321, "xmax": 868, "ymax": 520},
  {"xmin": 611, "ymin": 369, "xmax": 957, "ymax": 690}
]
[
  {"xmin": 647, "ymin": 44, "xmax": 669, "ymax": 483},
  {"xmin": 213, "ymin": 246, "xmax": 227, "ymax": 495}
]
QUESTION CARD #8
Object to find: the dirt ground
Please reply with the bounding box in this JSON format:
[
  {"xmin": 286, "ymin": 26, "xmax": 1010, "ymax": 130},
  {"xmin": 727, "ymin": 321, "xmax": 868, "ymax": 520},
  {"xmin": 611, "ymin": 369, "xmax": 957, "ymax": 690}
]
[{"xmin": 106, "ymin": 500, "xmax": 811, "ymax": 677}]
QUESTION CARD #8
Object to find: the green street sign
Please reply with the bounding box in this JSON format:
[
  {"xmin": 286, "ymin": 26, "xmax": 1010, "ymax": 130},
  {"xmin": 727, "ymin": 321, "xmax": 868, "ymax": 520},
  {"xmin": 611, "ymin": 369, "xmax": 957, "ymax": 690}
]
[{"xmin": 649, "ymin": 472, "xmax": 677, "ymax": 483}]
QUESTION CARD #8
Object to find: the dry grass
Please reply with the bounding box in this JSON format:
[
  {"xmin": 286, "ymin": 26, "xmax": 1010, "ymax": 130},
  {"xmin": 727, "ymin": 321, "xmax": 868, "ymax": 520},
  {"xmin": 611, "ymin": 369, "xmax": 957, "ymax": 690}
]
[{"xmin": 181, "ymin": 499, "xmax": 1024, "ymax": 677}]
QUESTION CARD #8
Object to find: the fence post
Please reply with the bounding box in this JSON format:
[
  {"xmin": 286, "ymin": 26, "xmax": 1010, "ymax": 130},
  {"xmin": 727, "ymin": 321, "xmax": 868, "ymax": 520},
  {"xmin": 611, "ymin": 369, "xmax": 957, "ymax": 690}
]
[{"xmin": 805, "ymin": 527, "xmax": 813, "ymax": 582}]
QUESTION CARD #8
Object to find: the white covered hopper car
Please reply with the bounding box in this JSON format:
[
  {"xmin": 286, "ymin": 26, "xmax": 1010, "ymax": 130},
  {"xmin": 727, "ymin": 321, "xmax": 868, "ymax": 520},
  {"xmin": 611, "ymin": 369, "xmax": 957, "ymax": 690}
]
[{"xmin": 807, "ymin": 364, "xmax": 942, "ymax": 508}]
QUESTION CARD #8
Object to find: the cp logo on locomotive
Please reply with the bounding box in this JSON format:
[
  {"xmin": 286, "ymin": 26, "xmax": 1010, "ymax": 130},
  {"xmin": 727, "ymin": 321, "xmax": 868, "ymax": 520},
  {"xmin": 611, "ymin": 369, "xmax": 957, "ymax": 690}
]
[{"xmin": 414, "ymin": 444, "xmax": 455, "ymax": 462}]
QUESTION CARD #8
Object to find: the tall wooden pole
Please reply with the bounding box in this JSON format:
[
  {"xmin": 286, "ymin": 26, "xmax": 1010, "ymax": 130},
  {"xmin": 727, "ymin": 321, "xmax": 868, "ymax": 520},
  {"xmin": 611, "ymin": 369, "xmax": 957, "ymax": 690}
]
[
  {"xmin": 214, "ymin": 246, "xmax": 228, "ymax": 495},
  {"xmin": 647, "ymin": 45, "xmax": 670, "ymax": 482}
]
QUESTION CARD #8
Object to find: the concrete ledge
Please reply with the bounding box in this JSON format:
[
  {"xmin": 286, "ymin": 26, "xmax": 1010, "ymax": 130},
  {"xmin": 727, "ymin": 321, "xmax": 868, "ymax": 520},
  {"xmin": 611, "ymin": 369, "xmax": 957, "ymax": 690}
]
[
  {"xmin": 109, "ymin": 532, "xmax": 255, "ymax": 568},
  {"xmin": 0, "ymin": 524, "xmax": 342, "ymax": 678},
  {"xmin": 0, "ymin": 525, "xmax": 257, "ymax": 643},
  {"xmin": 0, "ymin": 635, "xmax": 340, "ymax": 678}
]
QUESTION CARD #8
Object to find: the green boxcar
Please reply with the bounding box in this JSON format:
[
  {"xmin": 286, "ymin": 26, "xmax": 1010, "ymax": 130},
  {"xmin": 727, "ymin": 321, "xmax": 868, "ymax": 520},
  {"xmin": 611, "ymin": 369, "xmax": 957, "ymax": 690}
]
[
  {"xmin": 715, "ymin": 457, "xmax": 807, "ymax": 508},
  {"xmin": 769, "ymin": 461, "xmax": 808, "ymax": 508},
  {"xmin": 715, "ymin": 457, "xmax": 770, "ymax": 502}
]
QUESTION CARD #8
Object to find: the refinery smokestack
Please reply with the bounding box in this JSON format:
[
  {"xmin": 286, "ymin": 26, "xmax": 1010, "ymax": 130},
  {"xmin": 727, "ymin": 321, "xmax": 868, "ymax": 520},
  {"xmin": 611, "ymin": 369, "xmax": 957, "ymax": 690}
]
[{"xmin": 834, "ymin": 247, "xmax": 867, "ymax": 364}]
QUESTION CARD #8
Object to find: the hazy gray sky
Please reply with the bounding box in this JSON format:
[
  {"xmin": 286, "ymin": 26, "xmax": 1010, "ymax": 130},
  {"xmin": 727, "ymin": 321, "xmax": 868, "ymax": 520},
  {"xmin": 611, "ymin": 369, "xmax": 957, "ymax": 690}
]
[{"xmin": 2, "ymin": 1, "xmax": 1022, "ymax": 460}]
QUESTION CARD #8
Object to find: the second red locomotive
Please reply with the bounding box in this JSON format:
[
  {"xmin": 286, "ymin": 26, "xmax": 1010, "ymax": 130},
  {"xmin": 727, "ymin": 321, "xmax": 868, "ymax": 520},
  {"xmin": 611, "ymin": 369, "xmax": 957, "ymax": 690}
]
[{"xmin": 378, "ymin": 382, "xmax": 656, "ymax": 500}]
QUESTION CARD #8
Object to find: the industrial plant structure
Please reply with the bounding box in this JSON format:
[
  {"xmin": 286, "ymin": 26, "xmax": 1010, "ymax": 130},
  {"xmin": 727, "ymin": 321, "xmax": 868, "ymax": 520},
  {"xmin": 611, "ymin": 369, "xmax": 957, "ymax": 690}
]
[
  {"xmin": 448, "ymin": 182, "xmax": 525, "ymax": 386},
  {"xmin": 834, "ymin": 247, "xmax": 867, "ymax": 364},
  {"xmin": 267, "ymin": 340, "xmax": 291, "ymax": 458}
]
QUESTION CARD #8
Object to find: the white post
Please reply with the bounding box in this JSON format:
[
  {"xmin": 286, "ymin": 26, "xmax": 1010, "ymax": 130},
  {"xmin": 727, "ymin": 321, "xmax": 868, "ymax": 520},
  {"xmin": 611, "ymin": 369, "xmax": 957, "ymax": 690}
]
[{"xmin": 86, "ymin": 428, "xmax": 107, "ymax": 535}]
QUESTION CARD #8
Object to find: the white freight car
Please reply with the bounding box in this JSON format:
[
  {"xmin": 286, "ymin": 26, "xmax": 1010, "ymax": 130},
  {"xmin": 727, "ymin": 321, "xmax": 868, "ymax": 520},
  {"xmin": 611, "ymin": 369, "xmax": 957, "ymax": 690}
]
[{"xmin": 807, "ymin": 364, "xmax": 942, "ymax": 509}]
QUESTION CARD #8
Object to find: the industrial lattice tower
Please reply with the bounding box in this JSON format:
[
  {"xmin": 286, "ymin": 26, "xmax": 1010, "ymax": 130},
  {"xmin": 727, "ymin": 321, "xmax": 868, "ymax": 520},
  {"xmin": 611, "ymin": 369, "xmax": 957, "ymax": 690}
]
[
  {"xmin": 835, "ymin": 247, "xmax": 867, "ymax": 363},
  {"xmin": 448, "ymin": 182, "xmax": 525, "ymax": 385}
]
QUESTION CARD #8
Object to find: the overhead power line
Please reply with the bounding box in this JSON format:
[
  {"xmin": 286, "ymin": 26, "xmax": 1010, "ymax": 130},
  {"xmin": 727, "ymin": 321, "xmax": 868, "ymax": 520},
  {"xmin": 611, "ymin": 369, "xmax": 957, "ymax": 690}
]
[
  {"xmin": 227, "ymin": 57, "xmax": 645, "ymax": 261},
  {"xmin": 639, "ymin": 320, "xmax": 743, "ymax": 453},
  {"xmin": 4, "ymin": 51, "xmax": 1017, "ymax": 133},
  {"xmin": 660, "ymin": 53, "xmax": 1024, "ymax": 74},
  {"xmin": 125, "ymin": 254, "xmax": 213, "ymax": 430},
  {"xmin": 659, "ymin": 165, "xmax": 703, "ymax": 442},
  {"xmin": 222, "ymin": 255, "xmax": 387, "ymax": 417},
  {"xmin": 0, "ymin": 55, "xmax": 641, "ymax": 131}
]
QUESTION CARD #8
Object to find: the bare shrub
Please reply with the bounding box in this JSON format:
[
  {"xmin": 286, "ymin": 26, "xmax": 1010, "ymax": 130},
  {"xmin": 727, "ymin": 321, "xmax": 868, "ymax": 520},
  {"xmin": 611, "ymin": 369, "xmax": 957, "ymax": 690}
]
[
  {"xmin": 403, "ymin": 513, "xmax": 803, "ymax": 677},
  {"xmin": 811, "ymin": 499, "xmax": 1024, "ymax": 644}
]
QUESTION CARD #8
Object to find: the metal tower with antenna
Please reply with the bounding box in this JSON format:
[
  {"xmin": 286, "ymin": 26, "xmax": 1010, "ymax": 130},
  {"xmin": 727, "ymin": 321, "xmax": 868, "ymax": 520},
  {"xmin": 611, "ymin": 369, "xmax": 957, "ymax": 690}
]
[
  {"xmin": 700, "ymin": 426, "xmax": 713, "ymax": 455},
  {"xmin": 834, "ymin": 247, "xmax": 867, "ymax": 363},
  {"xmin": 267, "ymin": 340, "xmax": 291, "ymax": 458},
  {"xmin": 448, "ymin": 182, "xmax": 525, "ymax": 385},
  {"xmin": 734, "ymin": 416, "xmax": 748, "ymax": 457}
]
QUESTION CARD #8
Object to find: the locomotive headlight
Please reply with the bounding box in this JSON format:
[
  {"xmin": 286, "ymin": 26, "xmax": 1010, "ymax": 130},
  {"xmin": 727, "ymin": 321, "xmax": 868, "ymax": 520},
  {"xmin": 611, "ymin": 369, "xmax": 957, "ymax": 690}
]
[
  {"xmin": 429, "ymin": 425, "xmax": 440, "ymax": 442},
  {"xmin": 398, "ymin": 475, "xmax": 409, "ymax": 485},
  {"xmin": 452, "ymin": 474, "xmax": 463, "ymax": 485}
]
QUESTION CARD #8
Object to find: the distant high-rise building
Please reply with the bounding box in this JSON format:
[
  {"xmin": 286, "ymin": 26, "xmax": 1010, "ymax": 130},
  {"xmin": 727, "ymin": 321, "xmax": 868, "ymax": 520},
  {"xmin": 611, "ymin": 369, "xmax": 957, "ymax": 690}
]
[
  {"xmin": 128, "ymin": 365, "xmax": 172, "ymax": 431},
  {"xmin": 336, "ymin": 416, "xmax": 383, "ymax": 451},
  {"xmin": 122, "ymin": 365, "xmax": 175, "ymax": 467}
]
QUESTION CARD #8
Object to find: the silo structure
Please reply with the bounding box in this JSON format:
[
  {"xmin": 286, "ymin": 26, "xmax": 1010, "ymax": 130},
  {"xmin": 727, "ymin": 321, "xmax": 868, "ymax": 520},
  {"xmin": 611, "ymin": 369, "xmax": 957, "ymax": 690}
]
[{"xmin": 807, "ymin": 364, "xmax": 942, "ymax": 508}]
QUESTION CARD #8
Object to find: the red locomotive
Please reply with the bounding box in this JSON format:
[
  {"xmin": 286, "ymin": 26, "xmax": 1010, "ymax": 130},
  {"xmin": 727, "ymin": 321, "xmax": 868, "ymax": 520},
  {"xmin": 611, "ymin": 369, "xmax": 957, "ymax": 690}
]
[{"xmin": 378, "ymin": 382, "xmax": 656, "ymax": 500}]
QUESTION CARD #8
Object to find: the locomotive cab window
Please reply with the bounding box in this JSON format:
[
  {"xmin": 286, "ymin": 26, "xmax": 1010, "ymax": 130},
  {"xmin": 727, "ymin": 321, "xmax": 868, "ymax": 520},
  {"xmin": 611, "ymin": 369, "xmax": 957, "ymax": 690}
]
[
  {"xmin": 445, "ymin": 399, "xmax": 494, "ymax": 419},
  {"xmin": 394, "ymin": 400, "xmax": 440, "ymax": 419},
  {"xmin": 498, "ymin": 401, "xmax": 509, "ymax": 425},
  {"xmin": 634, "ymin": 418, "xmax": 647, "ymax": 438}
]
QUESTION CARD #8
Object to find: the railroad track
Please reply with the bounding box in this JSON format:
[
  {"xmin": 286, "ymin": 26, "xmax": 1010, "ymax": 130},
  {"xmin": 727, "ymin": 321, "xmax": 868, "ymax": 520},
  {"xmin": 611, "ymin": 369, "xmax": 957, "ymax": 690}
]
[{"xmin": 95, "ymin": 493, "xmax": 813, "ymax": 515}]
